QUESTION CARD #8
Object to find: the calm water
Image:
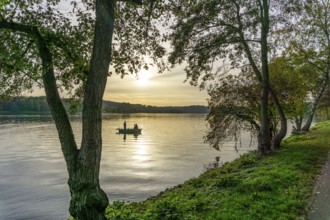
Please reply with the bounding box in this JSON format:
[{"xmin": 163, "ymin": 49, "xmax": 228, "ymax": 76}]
[{"xmin": 0, "ymin": 114, "xmax": 254, "ymax": 220}]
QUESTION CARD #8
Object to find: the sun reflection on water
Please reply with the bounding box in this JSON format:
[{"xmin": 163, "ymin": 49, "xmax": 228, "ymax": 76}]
[
  {"xmin": 133, "ymin": 138, "xmax": 150, "ymax": 164},
  {"xmin": 131, "ymin": 138, "xmax": 153, "ymax": 179}
]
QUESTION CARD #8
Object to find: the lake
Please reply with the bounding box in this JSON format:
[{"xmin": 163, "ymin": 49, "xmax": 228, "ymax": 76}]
[{"xmin": 0, "ymin": 114, "xmax": 254, "ymax": 220}]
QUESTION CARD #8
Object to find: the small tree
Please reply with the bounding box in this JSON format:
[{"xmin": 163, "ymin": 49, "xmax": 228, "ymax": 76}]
[{"xmin": 286, "ymin": 0, "xmax": 330, "ymax": 131}]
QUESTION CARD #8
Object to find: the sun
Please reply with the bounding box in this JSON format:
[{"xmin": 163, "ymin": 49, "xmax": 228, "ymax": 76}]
[{"xmin": 136, "ymin": 70, "xmax": 152, "ymax": 86}]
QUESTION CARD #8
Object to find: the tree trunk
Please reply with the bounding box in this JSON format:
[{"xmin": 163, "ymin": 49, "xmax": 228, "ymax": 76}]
[
  {"xmin": 269, "ymin": 87, "xmax": 287, "ymax": 150},
  {"xmin": 235, "ymin": 1, "xmax": 273, "ymax": 153},
  {"xmin": 295, "ymin": 116, "xmax": 303, "ymax": 131},
  {"xmin": 258, "ymin": 0, "xmax": 271, "ymax": 154},
  {"xmin": 68, "ymin": 172, "xmax": 109, "ymax": 220},
  {"xmin": 302, "ymin": 63, "xmax": 329, "ymax": 132},
  {"xmin": 35, "ymin": 21, "xmax": 111, "ymax": 219},
  {"xmin": 36, "ymin": 0, "xmax": 115, "ymax": 219},
  {"xmin": 68, "ymin": 0, "xmax": 115, "ymax": 219},
  {"xmin": 302, "ymin": 101, "xmax": 319, "ymax": 132}
]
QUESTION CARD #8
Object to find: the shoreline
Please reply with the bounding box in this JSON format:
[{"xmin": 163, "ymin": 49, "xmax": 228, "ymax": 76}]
[{"xmin": 105, "ymin": 121, "xmax": 330, "ymax": 219}]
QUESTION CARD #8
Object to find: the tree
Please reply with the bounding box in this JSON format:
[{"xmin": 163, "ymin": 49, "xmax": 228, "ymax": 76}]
[
  {"xmin": 268, "ymin": 55, "xmax": 314, "ymax": 132},
  {"xmin": 287, "ymin": 0, "xmax": 330, "ymax": 131},
  {"xmin": 0, "ymin": 0, "xmax": 163, "ymax": 219},
  {"xmin": 207, "ymin": 55, "xmax": 311, "ymax": 151},
  {"xmin": 167, "ymin": 0, "xmax": 291, "ymax": 153},
  {"xmin": 318, "ymin": 86, "xmax": 330, "ymax": 120}
]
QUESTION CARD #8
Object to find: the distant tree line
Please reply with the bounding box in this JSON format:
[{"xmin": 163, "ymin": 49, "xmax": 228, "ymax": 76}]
[
  {"xmin": 0, "ymin": 97, "xmax": 209, "ymax": 115},
  {"xmin": 102, "ymin": 100, "xmax": 209, "ymax": 114},
  {"xmin": 0, "ymin": 96, "xmax": 50, "ymax": 114}
]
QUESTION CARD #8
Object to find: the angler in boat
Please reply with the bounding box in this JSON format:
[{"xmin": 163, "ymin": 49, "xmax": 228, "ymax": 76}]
[{"xmin": 117, "ymin": 122, "xmax": 142, "ymax": 134}]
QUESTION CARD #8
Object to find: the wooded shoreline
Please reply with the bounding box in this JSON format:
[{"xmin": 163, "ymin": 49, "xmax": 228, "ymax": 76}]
[{"xmin": 0, "ymin": 97, "xmax": 209, "ymax": 114}]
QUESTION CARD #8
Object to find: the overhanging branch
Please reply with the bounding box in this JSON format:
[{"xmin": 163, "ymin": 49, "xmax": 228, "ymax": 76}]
[{"xmin": 117, "ymin": 0, "xmax": 142, "ymax": 5}]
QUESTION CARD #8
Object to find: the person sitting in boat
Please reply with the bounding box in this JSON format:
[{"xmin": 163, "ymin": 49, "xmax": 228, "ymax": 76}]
[{"xmin": 134, "ymin": 123, "xmax": 139, "ymax": 130}]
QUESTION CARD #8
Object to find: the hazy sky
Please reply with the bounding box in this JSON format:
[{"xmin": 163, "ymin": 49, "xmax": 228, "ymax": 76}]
[
  {"xmin": 104, "ymin": 67, "xmax": 209, "ymax": 106},
  {"xmin": 29, "ymin": 2, "xmax": 209, "ymax": 107},
  {"xmin": 30, "ymin": 65, "xmax": 209, "ymax": 107}
]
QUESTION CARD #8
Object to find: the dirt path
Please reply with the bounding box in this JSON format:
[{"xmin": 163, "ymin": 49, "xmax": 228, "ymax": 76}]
[{"xmin": 308, "ymin": 152, "xmax": 330, "ymax": 220}]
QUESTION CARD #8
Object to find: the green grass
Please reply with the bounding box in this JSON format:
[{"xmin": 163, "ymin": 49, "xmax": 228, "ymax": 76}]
[{"xmin": 106, "ymin": 121, "xmax": 330, "ymax": 220}]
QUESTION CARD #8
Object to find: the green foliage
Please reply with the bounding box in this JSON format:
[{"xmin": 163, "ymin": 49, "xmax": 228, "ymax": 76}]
[
  {"xmin": 107, "ymin": 121, "xmax": 330, "ymax": 219},
  {"xmin": 281, "ymin": 0, "xmax": 330, "ymax": 130},
  {"xmin": 0, "ymin": 0, "xmax": 92, "ymax": 98},
  {"xmin": 269, "ymin": 55, "xmax": 311, "ymax": 120},
  {"xmin": 106, "ymin": 201, "xmax": 141, "ymax": 220},
  {"xmin": 0, "ymin": 0, "xmax": 166, "ymax": 99},
  {"xmin": 166, "ymin": 0, "xmax": 293, "ymax": 87}
]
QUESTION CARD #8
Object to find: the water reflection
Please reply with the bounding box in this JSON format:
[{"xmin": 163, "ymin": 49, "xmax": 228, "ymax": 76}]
[
  {"xmin": 133, "ymin": 138, "xmax": 150, "ymax": 163},
  {"xmin": 0, "ymin": 114, "xmax": 254, "ymax": 220},
  {"xmin": 120, "ymin": 133, "xmax": 141, "ymax": 142}
]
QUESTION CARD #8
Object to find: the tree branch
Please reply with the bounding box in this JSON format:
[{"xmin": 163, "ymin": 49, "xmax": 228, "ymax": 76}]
[
  {"xmin": 0, "ymin": 18, "xmax": 79, "ymax": 173},
  {"xmin": 0, "ymin": 19, "xmax": 38, "ymax": 37},
  {"xmin": 0, "ymin": 61, "xmax": 43, "ymax": 87},
  {"xmin": 117, "ymin": 0, "xmax": 142, "ymax": 5}
]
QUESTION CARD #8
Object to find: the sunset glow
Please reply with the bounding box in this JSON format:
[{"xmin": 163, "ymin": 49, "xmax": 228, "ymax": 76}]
[{"xmin": 136, "ymin": 70, "xmax": 152, "ymax": 87}]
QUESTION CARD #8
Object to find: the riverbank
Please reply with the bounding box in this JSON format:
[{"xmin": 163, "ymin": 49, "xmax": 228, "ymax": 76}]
[{"xmin": 106, "ymin": 121, "xmax": 330, "ymax": 219}]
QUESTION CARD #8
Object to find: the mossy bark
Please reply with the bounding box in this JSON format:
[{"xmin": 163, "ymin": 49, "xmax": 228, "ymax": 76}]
[{"xmin": 68, "ymin": 178, "xmax": 109, "ymax": 220}]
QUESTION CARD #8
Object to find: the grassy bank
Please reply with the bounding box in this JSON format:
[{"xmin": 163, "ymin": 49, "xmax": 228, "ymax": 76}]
[{"xmin": 106, "ymin": 121, "xmax": 330, "ymax": 220}]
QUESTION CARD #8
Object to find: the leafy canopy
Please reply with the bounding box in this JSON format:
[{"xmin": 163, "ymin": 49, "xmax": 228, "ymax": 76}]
[{"xmin": 0, "ymin": 0, "xmax": 166, "ymax": 99}]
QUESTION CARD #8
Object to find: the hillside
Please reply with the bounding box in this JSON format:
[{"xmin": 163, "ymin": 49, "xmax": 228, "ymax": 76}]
[
  {"xmin": 0, "ymin": 97, "xmax": 209, "ymax": 115},
  {"xmin": 102, "ymin": 100, "xmax": 209, "ymax": 114}
]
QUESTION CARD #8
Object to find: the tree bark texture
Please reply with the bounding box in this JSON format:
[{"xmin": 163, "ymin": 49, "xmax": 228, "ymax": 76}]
[
  {"xmin": 258, "ymin": 0, "xmax": 271, "ymax": 153},
  {"xmin": 68, "ymin": 0, "xmax": 115, "ymax": 219}
]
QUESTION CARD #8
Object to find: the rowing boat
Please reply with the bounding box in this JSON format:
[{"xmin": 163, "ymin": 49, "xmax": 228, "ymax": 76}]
[{"xmin": 116, "ymin": 128, "xmax": 142, "ymax": 134}]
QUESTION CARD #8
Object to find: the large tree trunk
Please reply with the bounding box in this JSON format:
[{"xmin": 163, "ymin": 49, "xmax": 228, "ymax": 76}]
[
  {"xmin": 36, "ymin": 0, "xmax": 115, "ymax": 219},
  {"xmin": 258, "ymin": 0, "xmax": 271, "ymax": 154},
  {"xmin": 259, "ymin": 81, "xmax": 271, "ymax": 153},
  {"xmin": 236, "ymin": 1, "xmax": 273, "ymax": 153},
  {"xmin": 68, "ymin": 0, "xmax": 115, "ymax": 219}
]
